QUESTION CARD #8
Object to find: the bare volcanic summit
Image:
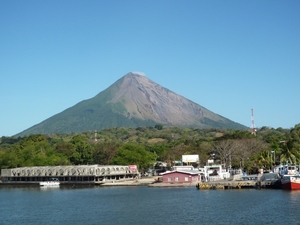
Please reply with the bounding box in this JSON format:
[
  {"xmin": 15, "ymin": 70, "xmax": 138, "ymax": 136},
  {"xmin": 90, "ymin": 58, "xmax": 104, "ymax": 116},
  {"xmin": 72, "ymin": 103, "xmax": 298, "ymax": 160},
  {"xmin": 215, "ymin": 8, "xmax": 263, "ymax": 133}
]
[{"xmin": 16, "ymin": 72, "xmax": 247, "ymax": 136}]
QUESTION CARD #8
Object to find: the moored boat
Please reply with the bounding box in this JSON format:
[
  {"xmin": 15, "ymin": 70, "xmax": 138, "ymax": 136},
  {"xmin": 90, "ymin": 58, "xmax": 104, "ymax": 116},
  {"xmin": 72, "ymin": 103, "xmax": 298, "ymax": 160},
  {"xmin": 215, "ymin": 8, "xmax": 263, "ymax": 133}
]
[
  {"xmin": 281, "ymin": 175, "xmax": 300, "ymax": 190},
  {"xmin": 277, "ymin": 165, "xmax": 300, "ymax": 190},
  {"xmin": 39, "ymin": 178, "xmax": 60, "ymax": 187}
]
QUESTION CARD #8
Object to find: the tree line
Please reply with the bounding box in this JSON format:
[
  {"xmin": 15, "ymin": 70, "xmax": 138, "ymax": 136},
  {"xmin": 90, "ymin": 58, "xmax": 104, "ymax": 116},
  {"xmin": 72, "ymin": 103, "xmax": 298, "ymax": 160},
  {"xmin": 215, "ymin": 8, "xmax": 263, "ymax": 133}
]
[{"xmin": 1, "ymin": 124, "xmax": 300, "ymax": 174}]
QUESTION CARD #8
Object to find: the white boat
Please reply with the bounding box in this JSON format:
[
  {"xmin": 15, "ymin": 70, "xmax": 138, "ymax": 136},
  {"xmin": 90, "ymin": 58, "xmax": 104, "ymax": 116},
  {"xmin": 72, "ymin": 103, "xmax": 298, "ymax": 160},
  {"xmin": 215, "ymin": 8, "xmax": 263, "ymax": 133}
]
[
  {"xmin": 39, "ymin": 178, "xmax": 60, "ymax": 187},
  {"xmin": 278, "ymin": 165, "xmax": 300, "ymax": 190},
  {"xmin": 273, "ymin": 164, "xmax": 300, "ymax": 190},
  {"xmin": 281, "ymin": 175, "xmax": 300, "ymax": 190},
  {"xmin": 198, "ymin": 164, "xmax": 231, "ymax": 182}
]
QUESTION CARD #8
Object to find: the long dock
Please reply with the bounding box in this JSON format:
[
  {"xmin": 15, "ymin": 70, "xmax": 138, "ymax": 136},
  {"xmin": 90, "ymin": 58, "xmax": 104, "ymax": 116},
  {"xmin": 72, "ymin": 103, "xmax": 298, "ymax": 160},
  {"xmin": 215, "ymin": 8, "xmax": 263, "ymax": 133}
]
[
  {"xmin": 196, "ymin": 180, "xmax": 257, "ymax": 189},
  {"xmin": 196, "ymin": 178, "xmax": 282, "ymax": 190}
]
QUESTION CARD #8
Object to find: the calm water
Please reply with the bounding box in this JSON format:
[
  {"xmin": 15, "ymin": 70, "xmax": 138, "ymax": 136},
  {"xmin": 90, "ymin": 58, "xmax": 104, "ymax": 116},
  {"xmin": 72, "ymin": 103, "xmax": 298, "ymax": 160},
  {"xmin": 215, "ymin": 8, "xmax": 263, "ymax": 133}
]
[{"xmin": 1, "ymin": 185, "xmax": 300, "ymax": 225}]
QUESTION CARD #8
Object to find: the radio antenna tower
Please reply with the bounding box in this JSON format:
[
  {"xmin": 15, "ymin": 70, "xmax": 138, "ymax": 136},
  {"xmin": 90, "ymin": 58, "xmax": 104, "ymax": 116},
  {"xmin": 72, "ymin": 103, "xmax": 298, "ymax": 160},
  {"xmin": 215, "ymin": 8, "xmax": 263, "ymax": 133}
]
[{"xmin": 251, "ymin": 108, "xmax": 256, "ymax": 135}]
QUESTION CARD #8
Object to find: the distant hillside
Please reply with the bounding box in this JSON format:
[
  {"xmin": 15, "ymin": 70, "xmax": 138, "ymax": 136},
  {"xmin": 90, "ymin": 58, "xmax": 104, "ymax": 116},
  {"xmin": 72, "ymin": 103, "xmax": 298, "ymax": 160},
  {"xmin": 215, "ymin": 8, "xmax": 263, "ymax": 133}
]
[{"xmin": 16, "ymin": 72, "xmax": 247, "ymax": 136}]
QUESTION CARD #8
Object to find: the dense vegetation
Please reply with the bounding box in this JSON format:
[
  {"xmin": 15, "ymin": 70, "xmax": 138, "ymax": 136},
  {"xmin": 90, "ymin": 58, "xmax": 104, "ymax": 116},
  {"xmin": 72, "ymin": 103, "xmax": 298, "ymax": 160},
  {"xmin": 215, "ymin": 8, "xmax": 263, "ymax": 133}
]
[{"xmin": 1, "ymin": 124, "xmax": 300, "ymax": 175}]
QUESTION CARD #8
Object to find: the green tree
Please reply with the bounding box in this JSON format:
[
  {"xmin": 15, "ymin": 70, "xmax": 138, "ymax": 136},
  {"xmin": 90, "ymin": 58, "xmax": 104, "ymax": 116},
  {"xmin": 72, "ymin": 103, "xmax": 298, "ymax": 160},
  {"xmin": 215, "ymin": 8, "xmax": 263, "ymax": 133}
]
[
  {"xmin": 145, "ymin": 144, "xmax": 169, "ymax": 161},
  {"xmin": 55, "ymin": 142, "xmax": 76, "ymax": 162},
  {"xmin": 155, "ymin": 124, "xmax": 163, "ymax": 130},
  {"xmin": 288, "ymin": 124, "xmax": 300, "ymax": 164},
  {"xmin": 0, "ymin": 145, "xmax": 22, "ymax": 169},
  {"xmin": 279, "ymin": 141, "xmax": 297, "ymax": 165},
  {"xmin": 93, "ymin": 142, "xmax": 119, "ymax": 165},
  {"xmin": 217, "ymin": 130, "xmax": 253, "ymax": 140},
  {"xmin": 110, "ymin": 143, "xmax": 156, "ymax": 172},
  {"xmin": 0, "ymin": 134, "xmax": 70, "ymax": 169},
  {"xmin": 70, "ymin": 135, "xmax": 93, "ymax": 165}
]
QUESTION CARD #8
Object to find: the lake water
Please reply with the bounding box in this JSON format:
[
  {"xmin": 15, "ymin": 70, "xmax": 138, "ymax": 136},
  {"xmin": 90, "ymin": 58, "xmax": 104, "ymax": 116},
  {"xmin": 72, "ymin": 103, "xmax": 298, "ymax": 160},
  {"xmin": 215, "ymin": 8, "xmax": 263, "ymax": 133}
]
[{"xmin": 1, "ymin": 185, "xmax": 300, "ymax": 225}]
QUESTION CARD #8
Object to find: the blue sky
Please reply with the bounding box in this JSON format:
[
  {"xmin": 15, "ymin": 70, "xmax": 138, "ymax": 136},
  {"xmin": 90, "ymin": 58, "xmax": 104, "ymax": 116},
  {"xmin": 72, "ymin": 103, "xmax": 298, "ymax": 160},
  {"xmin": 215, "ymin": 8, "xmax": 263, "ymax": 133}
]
[{"xmin": 1, "ymin": 1, "xmax": 299, "ymax": 137}]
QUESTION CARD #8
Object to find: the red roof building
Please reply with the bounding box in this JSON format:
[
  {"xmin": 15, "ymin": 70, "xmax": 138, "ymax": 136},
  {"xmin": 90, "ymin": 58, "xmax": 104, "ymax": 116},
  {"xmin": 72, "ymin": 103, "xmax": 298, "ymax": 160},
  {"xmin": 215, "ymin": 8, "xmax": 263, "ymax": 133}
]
[{"xmin": 161, "ymin": 170, "xmax": 201, "ymax": 183}]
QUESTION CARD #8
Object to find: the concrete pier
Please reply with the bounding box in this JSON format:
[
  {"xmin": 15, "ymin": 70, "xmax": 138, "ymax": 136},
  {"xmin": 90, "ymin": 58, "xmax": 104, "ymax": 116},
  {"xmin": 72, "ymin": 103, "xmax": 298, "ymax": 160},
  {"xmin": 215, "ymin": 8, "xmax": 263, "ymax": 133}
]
[
  {"xmin": 196, "ymin": 177, "xmax": 282, "ymax": 190},
  {"xmin": 196, "ymin": 180, "xmax": 257, "ymax": 189}
]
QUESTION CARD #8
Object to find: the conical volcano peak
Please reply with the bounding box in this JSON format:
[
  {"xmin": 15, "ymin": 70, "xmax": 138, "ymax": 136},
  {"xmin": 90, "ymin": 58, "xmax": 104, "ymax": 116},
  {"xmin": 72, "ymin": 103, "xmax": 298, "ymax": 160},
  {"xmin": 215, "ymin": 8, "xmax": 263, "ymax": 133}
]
[
  {"xmin": 126, "ymin": 71, "xmax": 146, "ymax": 77},
  {"xmin": 15, "ymin": 72, "xmax": 247, "ymax": 136},
  {"xmin": 119, "ymin": 71, "xmax": 151, "ymax": 90}
]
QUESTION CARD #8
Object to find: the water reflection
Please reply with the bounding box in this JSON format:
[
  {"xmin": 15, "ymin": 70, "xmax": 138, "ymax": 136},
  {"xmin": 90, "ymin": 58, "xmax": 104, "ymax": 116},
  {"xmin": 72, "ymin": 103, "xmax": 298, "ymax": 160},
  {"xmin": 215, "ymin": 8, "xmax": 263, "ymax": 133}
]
[{"xmin": 1, "ymin": 186, "xmax": 300, "ymax": 225}]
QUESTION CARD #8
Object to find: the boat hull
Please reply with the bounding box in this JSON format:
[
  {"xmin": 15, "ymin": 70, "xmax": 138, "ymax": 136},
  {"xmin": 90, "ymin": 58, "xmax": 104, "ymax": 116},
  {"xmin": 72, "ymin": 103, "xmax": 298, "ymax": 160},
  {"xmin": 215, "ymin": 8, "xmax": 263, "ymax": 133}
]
[
  {"xmin": 39, "ymin": 181, "xmax": 60, "ymax": 187},
  {"xmin": 281, "ymin": 176, "xmax": 300, "ymax": 190}
]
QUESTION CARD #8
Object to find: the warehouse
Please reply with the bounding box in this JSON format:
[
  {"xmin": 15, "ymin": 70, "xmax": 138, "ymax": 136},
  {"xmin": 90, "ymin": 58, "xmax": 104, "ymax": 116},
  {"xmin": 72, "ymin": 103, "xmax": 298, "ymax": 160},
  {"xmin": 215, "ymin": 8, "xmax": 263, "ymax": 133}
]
[{"xmin": 1, "ymin": 164, "xmax": 139, "ymax": 185}]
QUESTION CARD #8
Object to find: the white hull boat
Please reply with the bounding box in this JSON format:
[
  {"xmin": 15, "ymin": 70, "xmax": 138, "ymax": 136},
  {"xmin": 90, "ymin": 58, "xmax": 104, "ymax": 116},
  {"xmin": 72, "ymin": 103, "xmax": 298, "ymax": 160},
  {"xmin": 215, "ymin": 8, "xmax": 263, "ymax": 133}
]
[
  {"xmin": 281, "ymin": 175, "xmax": 300, "ymax": 190},
  {"xmin": 39, "ymin": 178, "xmax": 60, "ymax": 187}
]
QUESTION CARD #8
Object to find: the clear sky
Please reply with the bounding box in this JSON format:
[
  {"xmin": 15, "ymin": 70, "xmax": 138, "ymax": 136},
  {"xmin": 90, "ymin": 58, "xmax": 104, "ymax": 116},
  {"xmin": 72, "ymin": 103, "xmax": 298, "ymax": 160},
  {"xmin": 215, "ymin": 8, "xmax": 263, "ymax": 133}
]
[{"xmin": 1, "ymin": 1, "xmax": 299, "ymax": 137}]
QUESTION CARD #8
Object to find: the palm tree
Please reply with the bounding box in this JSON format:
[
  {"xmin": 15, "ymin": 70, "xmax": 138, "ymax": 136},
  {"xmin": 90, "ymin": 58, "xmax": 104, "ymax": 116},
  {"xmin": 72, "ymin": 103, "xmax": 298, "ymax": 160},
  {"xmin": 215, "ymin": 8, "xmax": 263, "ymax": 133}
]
[
  {"xmin": 279, "ymin": 141, "xmax": 297, "ymax": 165},
  {"xmin": 256, "ymin": 150, "xmax": 272, "ymax": 170}
]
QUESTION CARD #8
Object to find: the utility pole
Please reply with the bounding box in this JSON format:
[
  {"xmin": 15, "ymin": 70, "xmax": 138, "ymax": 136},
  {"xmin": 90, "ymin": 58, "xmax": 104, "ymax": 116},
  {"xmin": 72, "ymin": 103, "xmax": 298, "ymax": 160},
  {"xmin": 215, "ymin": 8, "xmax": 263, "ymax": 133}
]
[{"xmin": 271, "ymin": 150, "xmax": 275, "ymax": 164}]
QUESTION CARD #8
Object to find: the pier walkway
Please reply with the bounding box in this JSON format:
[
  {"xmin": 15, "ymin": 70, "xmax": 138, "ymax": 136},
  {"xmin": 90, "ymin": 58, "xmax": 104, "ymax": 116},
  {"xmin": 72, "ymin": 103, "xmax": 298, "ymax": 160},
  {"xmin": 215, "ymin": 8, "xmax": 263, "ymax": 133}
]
[{"xmin": 196, "ymin": 180, "xmax": 257, "ymax": 189}]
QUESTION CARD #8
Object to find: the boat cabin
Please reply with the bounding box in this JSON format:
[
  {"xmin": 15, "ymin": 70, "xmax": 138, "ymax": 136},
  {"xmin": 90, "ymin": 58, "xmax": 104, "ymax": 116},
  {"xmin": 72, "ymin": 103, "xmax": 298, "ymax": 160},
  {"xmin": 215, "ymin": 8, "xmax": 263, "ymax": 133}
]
[
  {"xmin": 199, "ymin": 165, "xmax": 230, "ymax": 181},
  {"xmin": 274, "ymin": 164, "xmax": 298, "ymax": 176}
]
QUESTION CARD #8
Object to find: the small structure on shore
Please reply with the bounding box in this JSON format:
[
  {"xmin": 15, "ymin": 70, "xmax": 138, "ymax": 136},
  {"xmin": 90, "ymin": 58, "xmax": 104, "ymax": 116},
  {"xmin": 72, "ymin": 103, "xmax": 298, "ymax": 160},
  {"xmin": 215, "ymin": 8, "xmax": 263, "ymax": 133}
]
[{"xmin": 161, "ymin": 170, "xmax": 201, "ymax": 183}]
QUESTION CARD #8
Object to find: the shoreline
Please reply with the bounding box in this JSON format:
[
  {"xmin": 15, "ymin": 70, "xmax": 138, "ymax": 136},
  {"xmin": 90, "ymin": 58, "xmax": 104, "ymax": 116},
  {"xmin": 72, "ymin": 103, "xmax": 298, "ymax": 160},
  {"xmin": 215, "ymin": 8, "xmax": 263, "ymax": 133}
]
[
  {"xmin": 0, "ymin": 177, "xmax": 205, "ymax": 188},
  {"xmin": 100, "ymin": 177, "xmax": 198, "ymax": 187}
]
